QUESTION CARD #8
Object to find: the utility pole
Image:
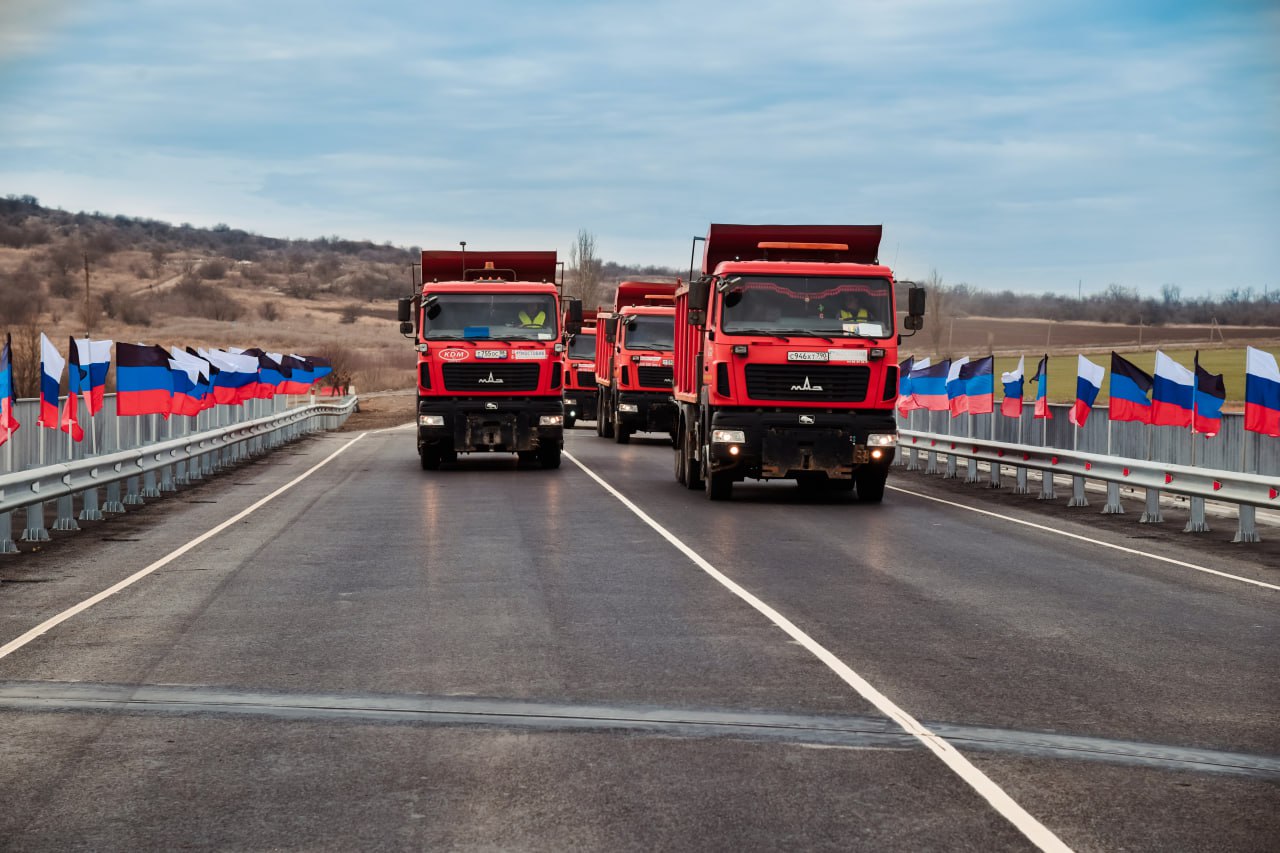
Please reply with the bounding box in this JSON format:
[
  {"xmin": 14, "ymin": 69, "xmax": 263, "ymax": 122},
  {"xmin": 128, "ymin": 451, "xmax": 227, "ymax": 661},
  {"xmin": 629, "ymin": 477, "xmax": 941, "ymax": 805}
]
[{"xmin": 83, "ymin": 253, "xmax": 92, "ymax": 335}]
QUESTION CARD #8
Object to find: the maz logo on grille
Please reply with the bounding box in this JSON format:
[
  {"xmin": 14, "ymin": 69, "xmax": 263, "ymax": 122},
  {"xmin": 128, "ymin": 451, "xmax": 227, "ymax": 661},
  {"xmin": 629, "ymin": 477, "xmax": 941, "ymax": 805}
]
[
  {"xmin": 478, "ymin": 372, "xmax": 504, "ymax": 384},
  {"xmin": 790, "ymin": 376, "xmax": 824, "ymax": 391}
]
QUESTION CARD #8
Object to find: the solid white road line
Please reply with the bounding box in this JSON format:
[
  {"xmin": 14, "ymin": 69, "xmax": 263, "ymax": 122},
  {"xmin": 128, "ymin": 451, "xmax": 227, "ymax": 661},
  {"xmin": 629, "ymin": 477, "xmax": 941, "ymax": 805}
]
[
  {"xmin": 0, "ymin": 433, "xmax": 367, "ymax": 661},
  {"xmin": 888, "ymin": 485, "xmax": 1279, "ymax": 592},
  {"xmin": 564, "ymin": 450, "xmax": 1073, "ymax": 853}
]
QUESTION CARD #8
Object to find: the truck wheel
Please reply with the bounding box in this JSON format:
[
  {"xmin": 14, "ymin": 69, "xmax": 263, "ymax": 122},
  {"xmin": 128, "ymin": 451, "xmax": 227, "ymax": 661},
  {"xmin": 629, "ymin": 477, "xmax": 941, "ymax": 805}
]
[
  {"xmin": 613, "ymin": 419, "xmax": 630, "ymax": 444},
  {"xmin": 600, "ymin": 396, "xmax": 615, "ymax": 438},
  {"xmin": 419, "ymin": 446, "xmax": 441, "ymax": 471},
  {"xmin": 517, "ymin": 450, "xmax": 538, "ymax": 468},
  {"xmin": 827, "ymin": 477, "xmax": 855, "ymax": 493},
  {"xmin": 684, "ymin": 424, "xmax": 703, "ymax": 490},
  {"xmin": 539, "ymin": 445, "xmax": 562, "ymax": 469},
  {"xmin": 703, "ymin": 447, "xmax": 731, "ymax": 500},
  {"xmin": 674, "ymin": 431, "xmax": 687, "ymax": 485},
  {"xmin": 856, "ymin": 468, "xmax": 888, "ymax": 503},
  {"xmin": 565, "ymin": 413, "xmax": 577, "ymax": 430}
]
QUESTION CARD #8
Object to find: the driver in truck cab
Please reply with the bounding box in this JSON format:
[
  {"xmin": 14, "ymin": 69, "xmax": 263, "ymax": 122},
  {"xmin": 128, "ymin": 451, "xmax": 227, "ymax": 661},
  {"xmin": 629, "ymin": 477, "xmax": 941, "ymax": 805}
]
[
  {"xmin": 515, "ymin": 301, "xmax": 547, "ymax": 329},
  {"xmin": 839, "ymin": 292, "xmax": 870, "ymax": 323}
]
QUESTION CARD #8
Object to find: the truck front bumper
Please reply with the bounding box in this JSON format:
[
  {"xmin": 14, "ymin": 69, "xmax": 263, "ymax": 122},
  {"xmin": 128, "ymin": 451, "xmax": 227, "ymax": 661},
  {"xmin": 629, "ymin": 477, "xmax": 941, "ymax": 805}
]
[
  {"xmin": 617, "ymin": 391, "xmax": 676, "ymax": 434},
  {"xmin": 418, "ymin": 397, "xmax": 564, "ymax": 453},
  {"xmin": 704, "ymin": 409, "xmax": 897, "ymax": 480},
  {"xmin": 562, "ymin": 388, "xmax": 598, "ymax": 421}
]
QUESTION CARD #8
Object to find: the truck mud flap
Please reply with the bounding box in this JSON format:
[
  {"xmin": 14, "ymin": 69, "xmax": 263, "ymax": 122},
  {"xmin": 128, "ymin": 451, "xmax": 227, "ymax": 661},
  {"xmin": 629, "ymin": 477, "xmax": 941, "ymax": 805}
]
[{"xmin": 760, "ymin": 428, "xmax": 854, "ymax": 479}]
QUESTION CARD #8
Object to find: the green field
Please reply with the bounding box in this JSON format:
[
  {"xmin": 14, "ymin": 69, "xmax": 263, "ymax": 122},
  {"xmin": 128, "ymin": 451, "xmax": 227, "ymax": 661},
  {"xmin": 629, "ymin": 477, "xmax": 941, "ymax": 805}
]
[{"xmin": 951, "ymin": 347, "xmax": 1280, "ymax": 407}]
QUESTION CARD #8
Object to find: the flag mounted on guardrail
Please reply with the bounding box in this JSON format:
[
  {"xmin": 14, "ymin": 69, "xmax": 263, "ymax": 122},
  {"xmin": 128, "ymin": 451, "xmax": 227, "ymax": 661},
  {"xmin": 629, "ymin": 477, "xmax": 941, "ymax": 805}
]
[
  {"xmin": 1068, "ymin": 354, "xmax": 1105, "ymax": 427},
  {"xmin": 0, "ymin": 333, "xmax": 19, "ymax": 447},
  {"xmin": 946, "ymin": 356, "xmax": 970, "ymax": 417},
  {"xmin": 1109, "ymin": 352, "xmax": 1153, "ymax": 424},
  {"xmin": 117, "ymin": 342, "xmax": 174, "ymax": 416},
  {"xmin": 1192, "ymin": 353, "xmax": 1225, "ymax": 437},
  {"xmin": 1152, "ymin": 351, "xmax": 1193, "ymax": 428},
  {"xmin": 896, "ymin": 357, "xmax": 917, "ymax": 413},
  {"xmin": 73, "ymin": 338, "xmax": 113, "ymax": 416},
  {"xmin": 168, "ymin": 348, "xmax": 211, "ymax": 417},
  {"xmin": 1000, "ymin": 356, "xmax": 1024, "ymax": 417},
  {"xmin": 962, "ymin": 356, "xmax": 994, "ymax": 415},
  {"xmin": 61, "ymin": 336, "xmax": 85, "ymax": 441},
  {"xmin": 1033, "ymin": 355, "xmax": 1052, "ymax": 419},
  {"xmin": 910, "ymin": 359, "xmax": 948, "ymax": 411},
  {"xmin": 38, "ymin": 333, "xmax": 64, "ymax": 430},
  {"xmin": 1244, "ymin": 347, "xmax": 1280, "ymax": 436}
]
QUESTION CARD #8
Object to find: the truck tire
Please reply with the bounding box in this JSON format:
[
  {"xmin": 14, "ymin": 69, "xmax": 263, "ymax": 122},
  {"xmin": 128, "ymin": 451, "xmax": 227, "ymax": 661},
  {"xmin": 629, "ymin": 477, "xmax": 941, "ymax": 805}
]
[
  {"xmin": 613, "ymin": 416, "xmax": 630, "ymax": 444},
  {"xmin": 600, "ymin": 394, "xmax": 615, "ymax": 438},
  {"xmin": 856, "ymin": 467, "xmax": 888, "ymax": 503},
  {"xmin": 565, "ymin": 412, "xmax": 577, "ymax": 430},
  {"xmin": 684, "ymin": 422, "xmax": 703, "ymax": 490},
  {"xmin": 419, "ymin": 446, "xmax": 442, "ymax": 471},
  {"xmin": 674, "ymin": 430, "xmax": 686, "ymax": 485},
  {"xmin": 703, "ymin": 446, "xmax": 732, "ymax": 500},
  {"xmin": 539, "ymin": 445, "xmax": 562, "ymax": 469}
]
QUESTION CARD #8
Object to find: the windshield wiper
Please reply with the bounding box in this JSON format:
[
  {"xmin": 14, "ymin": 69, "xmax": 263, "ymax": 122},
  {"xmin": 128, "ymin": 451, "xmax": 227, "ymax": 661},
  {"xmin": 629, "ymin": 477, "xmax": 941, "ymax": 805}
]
[
  {"xmin": 729, "ymin": 329, "xmax": 790, "ymax": 342},
  {"xmin": 773, "ymin": 330, "xmax": 834, "ymax": 343}
]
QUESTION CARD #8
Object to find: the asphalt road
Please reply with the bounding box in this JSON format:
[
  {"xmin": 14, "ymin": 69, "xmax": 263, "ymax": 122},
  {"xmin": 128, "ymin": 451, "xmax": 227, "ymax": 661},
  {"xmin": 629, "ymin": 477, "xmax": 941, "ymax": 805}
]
[{"xmin": 0, "ymin": 422, "xmax": 1276, "ymax": 851}]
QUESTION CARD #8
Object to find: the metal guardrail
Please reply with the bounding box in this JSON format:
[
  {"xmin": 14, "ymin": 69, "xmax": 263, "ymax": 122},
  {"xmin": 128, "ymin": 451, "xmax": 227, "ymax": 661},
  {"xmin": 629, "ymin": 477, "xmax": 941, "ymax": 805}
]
[
  {"xmin": 0, "ymin": 397, "xmax": 357, "ymax": 553},
  {"xmin": 895, "ymin": 426, "xmax": 1279, "ymax": 543}
]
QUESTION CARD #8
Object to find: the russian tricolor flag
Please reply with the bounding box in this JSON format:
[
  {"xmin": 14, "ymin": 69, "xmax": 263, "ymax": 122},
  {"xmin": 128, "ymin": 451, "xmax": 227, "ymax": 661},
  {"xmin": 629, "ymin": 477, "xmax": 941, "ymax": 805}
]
[
  {"xmin": 1067, "ymin": 354, "xmax": 1105, "ymax": 427},
  {"xmin": 1033, "ymin": 355, "xmax": 1052, "ymax": 419},
  {"xmin": 73, "ymin": 339, "xmax": 113, "ymax": 416},
  {"xmin": 1192, "ymin": 353, "xmax": 1225, "ymax": 437},
  {"xmin": 38, "ymin": 333, "xmax": 64, "ymax": 430},
  {"xmin": 962, "ymin": 356, "xmax": 994, "ymax": 415},
  {"xmin": 1109, "ymin": 352, "xmax": 1152, "ymax": 424},
  {"xmin": 0, "ymin": 333, "xmax": 19, "ymax": 447},
  {"xmin": 1000, "ymin": 356, "xmax": 1024, "ymax": 418},
  {"xmin": 61, "ymin": 336, "xmax": 85, "ymax": 442},
  {"xmin": 1151, "ymin": 351, "xmax": 1193, "ymax": 428},
  {"xmin": 117, "ymin": 342, "xmax": 174, "ymax": 416},
  {"xmin": 911, "ymin": 359, "xmax": 949, "ymax": 412},
  {"xmin": 946, "ymin": 356, "xmax": 970, "ymax": 417},
  {"xmin": 1244, "ymin": 347, "xmax": 1280, "ymax": 437}
]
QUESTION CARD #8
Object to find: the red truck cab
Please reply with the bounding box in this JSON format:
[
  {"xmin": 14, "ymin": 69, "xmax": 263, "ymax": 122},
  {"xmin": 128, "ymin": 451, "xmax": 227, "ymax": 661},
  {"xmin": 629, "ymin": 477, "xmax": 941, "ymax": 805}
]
[
  {"xmin": 594, "ymin": 280, "xmax": 678, "ymax": 444},
  {"xmin": 397, "ymin": 249, "xmax": 582, "ymax": 470},
  {"xmin": 562, "ymin": 308, "xmax": 598, "ymax": 428},
  {"xmin": 673, "ymin": 224, "xmax": 925, "ymax": 500}
]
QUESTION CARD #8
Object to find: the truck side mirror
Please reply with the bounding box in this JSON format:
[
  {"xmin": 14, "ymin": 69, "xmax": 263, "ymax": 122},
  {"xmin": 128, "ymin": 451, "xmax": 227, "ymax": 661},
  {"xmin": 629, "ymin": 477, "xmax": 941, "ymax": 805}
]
[
  {"xmin": 688, "ymin": 277, "xmax": 712, "ymax": 313},
  {"xmin": 399, "ymin": 321, "xmax": 414, "ymax": 334},
  {"xmin": 687, "ymin": 308, "xmax": 706, "ymax": 327},
  {"xmin": 397, "ymin": 297, "xmax": 412, "ymax": 323},
  {"xmin": 908, "ymin": 285, "xmax": 926, "ymax": 319},
  {"xmin": 564, "ymin": 298, "xmax": 583, "ymax": 335}
]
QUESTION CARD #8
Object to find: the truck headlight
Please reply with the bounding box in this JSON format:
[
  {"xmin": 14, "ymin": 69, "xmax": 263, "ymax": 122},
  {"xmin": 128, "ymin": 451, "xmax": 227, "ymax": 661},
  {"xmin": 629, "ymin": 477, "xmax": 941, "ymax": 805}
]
[
  {"xmin": 539, "ymin": 414, "xmax": 563, "ymax": 426},
  {"xmin": 419, "ymin": 415, "xmax": 445, "ymax": 427},
  {"xmin": 619, "ymin": 403, "xmax": 639, "ymax": 413},
  {"xmin": 866, "ymin": 433, "xmax": 897, "ymax": 447},
  {"xmin": 712, "ymin": 429, "xmax": 746, "ymax": 444},
  {"xmin": 564, "ymin": 397, "xmax": 577, "ymax": 406}
]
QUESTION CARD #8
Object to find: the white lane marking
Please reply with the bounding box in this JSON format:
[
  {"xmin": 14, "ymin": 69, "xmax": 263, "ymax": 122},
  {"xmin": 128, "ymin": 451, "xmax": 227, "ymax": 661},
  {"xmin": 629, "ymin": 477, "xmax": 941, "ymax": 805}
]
[
  {"xmin": 0, "ymin": 433, "xmax": 368, "ymax": 661},
  {"xmin": 564, "ymin": 450, "xmax": 1072, "ymax": 853},
  {"xmin": 367, "ymin": 422, "xmax": 415, "ymax": 434},
  {"xmin": 888, "ymin": 485, "xmax": 1279, "ymax": 592}
]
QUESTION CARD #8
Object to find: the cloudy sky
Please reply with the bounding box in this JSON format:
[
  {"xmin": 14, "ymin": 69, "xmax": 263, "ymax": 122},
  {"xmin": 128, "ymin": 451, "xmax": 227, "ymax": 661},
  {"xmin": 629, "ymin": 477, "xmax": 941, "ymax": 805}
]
[{"xmin": 0, "ymin": 0, "xmax": 1276, "ymax": 296}]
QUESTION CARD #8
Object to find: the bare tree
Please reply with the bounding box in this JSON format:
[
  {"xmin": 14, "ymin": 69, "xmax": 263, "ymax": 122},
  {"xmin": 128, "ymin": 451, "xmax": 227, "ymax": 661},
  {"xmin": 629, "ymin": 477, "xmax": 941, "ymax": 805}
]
[
  {"xmin": 568, "ymin": 229, "xmax": 604, "ymax": 305},
  {"xmin": 924, "ymin": 269, "xmax": 949, "ymax": 356}
]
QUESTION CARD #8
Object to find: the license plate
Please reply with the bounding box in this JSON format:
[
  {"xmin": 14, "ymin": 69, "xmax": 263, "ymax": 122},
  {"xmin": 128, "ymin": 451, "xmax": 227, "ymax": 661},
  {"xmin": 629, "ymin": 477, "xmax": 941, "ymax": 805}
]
[
  {"xmin": 475, "ymin": 349, "xmax": 508, "ymax": 359},
  {"xmin": 787, "ymin": 351, "xmax": 829, "ymax": 362}
]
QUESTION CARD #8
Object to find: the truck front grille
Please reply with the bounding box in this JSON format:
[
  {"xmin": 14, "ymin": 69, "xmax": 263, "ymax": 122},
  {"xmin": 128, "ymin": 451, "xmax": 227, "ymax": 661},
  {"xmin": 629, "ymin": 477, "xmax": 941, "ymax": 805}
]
[
  {"xmin": 636, "ymin": 366, "xmax": 673, "ymax": 389},
  {"xmin": 743, "ymin": 364, "xmax": 870, "ymax": 403},
  {"xmin": 442, "ymin": 363, "xmax": 541, "ymax": 392}
]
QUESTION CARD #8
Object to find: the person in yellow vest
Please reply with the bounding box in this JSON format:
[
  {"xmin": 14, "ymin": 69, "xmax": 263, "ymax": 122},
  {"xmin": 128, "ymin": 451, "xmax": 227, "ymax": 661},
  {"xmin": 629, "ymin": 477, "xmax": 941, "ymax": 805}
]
[
  {"xmin": 516, "ymin": 301, "xmax": 547, "ymax": 329},
  {"xmin": 839, "ymin": 293, "xmax": 870, "ymax": 323}
]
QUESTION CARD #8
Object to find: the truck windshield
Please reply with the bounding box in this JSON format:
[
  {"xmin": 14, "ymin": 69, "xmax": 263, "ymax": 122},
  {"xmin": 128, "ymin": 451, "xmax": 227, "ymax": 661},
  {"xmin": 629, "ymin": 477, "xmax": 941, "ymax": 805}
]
[
  {"xmin": 420, "ymin": 293, "xmax": 559, "ymax": 340},
  {"xmin": 719, "ymin": 276, "xmax": 893, "ymax": 338},
  {"xmin": 568, "ymin": 332, "xmax": 596, "ymax": 359},
  {"xmin": 623, "ymin": 315, "xmax": 674, "ymax": 350}
]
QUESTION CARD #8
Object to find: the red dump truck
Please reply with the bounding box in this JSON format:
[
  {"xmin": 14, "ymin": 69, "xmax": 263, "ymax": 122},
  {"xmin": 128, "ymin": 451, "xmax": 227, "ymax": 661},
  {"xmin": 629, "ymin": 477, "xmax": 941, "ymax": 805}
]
[
  {"xmin": 672, "ymin": 224, "xmax": 925, "ymax": 500},
  {"xmin": 562, "ymin": 308, "xmax": 598, "ymax": 429},
  {"xmin": 594, "ymin": 279, "xmax": 678, "ymax": 444},
  {"xmin": 397, "ymin": 249, "xmax": 582, "ymax": 470}
]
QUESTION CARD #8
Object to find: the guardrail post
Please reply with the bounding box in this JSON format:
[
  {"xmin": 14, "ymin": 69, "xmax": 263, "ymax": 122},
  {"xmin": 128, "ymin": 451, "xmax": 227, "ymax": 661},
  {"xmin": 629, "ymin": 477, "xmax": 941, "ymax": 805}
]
[
  {"xmin": 1233, "ymin": 506, "xmax": 1261, "ymax": 543},
  {"xmin": 142, "ymin": 469, "xmax": 161, "ymax": 499},
  {"xmin": 124, "ymin": 475, "xmax": 144, "ymax": 505},
  {"xmin": 1037, "ymin": 471, "xmax": 1057, "ymax": 500},
  {"xmin": 943, "ymin": 452, "xmax": 958, "ymax": 479},
  {"xmin": 1139, "ymin": 489, "xmax": 1164, "ymax": 523},
  {"xmin": 104, "ymin": 480, "xmax": 126, "ymax": 513},
  {"xmin": 79, "ymin": 484, "xmax": 104, "ymax": 521},
  {"xmin": 964, "ymin": 458, "xmax": 980, "ymax": 484},
  {"xmin": 905, "ymin": 446, "xmax": 920, "ymax": 470},
  {"xmin": 0, "ymin": 511, "xmax": 18, "ymax": 553},
  {"xmin": 175, "ymin": 459, "xmax": 189, "ymax": 486},
  {"xmin": 53, "ymin": 493, "xmax": 79, "ymax": 531},
  {"xmin": 1182, "ymin": 497, "xmax": 1210, "ymax": 533},
  {"xmin": 1101, "ymin": 482, "xmax": 1125, "ymax": 514},
  {"xmin": 1067, "ymin": 476, "xmax": 1089, "ymax": 507},
  {"xmin": 925, "ymin": 450, "xmax": 939, "ymax": 474},
  {"xmin": 988, "ymin": 461, "xmax": 1001, "ymax": 488},
  {"xmin": 22, "ymin": 503, "xmax": 49, "ymax": 542},
  {"xmin": 1014, "ymin": 466, "xmax": 1029, "ymax": 494},
  {"xmin": 160, "ymin": 461, "xmax": 177, "ymax": 492}
]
